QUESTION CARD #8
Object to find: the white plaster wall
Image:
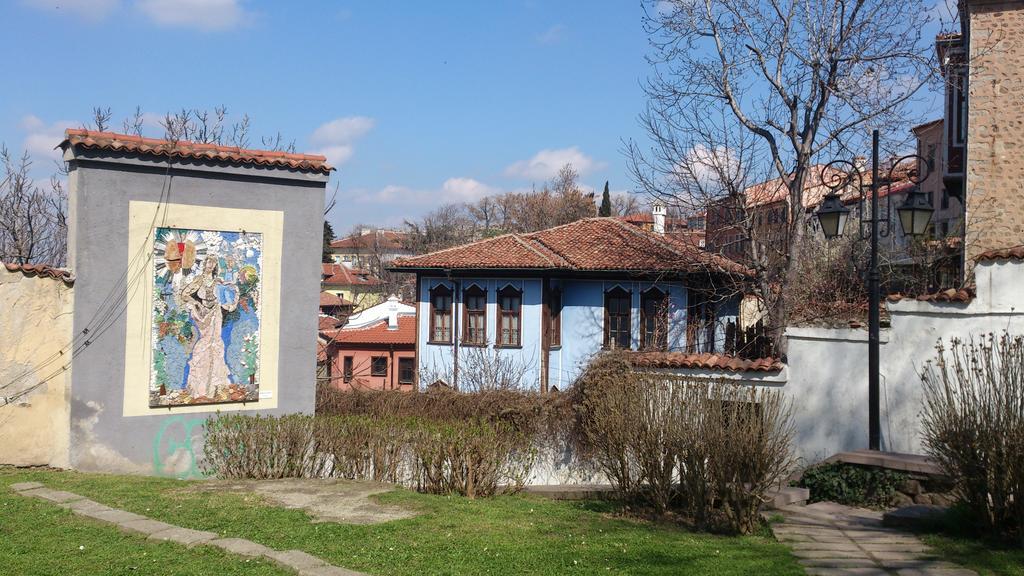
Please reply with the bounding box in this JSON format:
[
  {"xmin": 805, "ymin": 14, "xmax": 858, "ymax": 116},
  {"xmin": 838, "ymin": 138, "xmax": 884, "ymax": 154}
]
[{"xmin": 785, "ymin": 258, "xmax": 1024, "ymax": 463}]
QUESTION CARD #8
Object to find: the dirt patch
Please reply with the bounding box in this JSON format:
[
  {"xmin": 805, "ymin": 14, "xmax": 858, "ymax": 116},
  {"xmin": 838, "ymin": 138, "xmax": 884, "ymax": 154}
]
[{"xmin": 193, "ymin": 478, "xmax": 416, "ymax": 525}]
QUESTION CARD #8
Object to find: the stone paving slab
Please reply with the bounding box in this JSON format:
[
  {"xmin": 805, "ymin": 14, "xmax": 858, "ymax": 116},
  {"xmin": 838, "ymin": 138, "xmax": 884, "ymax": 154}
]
[
  {"xmin": 148, "ymin": 527, "xmax": 219, "ymax": 547},
  {"xmin": 209, "ymin": 537, "xmax": 273, "ymax": 558},
  {"xmin": 771, "ymin": 503, "xmax": 978, "ymax": 576},
  {"xmin": 13, "ymin": 482, "xmax": 370, "ymax": 575},
  {"xmin": 119, "ymin": 518, "xmax": 177, "ymax": 536},
  {"xmin": 19, "ymin": 487, "xmax": 86, "ymax": 504},
  {"xmin": 264, "ymin": 549, "xmax": 330, "ymax": 572}
]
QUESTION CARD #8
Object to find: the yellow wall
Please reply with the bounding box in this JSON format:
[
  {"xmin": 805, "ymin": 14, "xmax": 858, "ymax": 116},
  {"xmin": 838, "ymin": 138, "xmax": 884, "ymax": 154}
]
[{"xmin": 0, "ymin": 268, "xmax": 73, "ymax": 467}]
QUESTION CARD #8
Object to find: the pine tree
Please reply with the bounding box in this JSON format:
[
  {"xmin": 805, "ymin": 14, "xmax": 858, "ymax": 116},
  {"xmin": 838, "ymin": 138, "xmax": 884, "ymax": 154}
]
[
  {"xmin": 598, "ymin": 181, "xmax": 612, "ymax": 217},
  {"xmin": 322, "ymin": 221, "xmax": 336, "ymax": 263}
]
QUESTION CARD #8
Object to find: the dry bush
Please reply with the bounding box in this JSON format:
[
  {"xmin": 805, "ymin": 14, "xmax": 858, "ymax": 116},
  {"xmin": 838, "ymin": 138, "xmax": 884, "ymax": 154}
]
[
  {"xmin": 316, "ymin": 384, "xmax": 572, "ymax": 440},
  {"xmin": 202, "ymin": 412, "xmax": 535, "ymax": 498},
  {"xmin": 572, "ymin": 352, "xmax": 795, "ymax": 534},
  {"xmin": 921, "ymin": 333, "xmax": 1024, "ymax": 544}
]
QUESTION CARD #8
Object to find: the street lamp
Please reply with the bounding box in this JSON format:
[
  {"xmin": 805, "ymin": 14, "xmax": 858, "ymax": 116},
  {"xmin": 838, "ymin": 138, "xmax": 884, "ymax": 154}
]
[{"xmin": 815, "ymin": 129, "xmax": 933, "ymax": 451}]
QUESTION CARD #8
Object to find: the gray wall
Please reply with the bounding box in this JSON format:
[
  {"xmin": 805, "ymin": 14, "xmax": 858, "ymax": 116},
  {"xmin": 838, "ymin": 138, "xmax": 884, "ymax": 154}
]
[{"xmin": 66, "ymin": 149, "xmax": 327, "ymax": 476}]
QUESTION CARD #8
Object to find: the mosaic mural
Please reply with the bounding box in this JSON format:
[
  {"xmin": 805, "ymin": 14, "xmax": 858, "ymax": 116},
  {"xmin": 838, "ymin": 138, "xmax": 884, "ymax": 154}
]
[{"xmin": 149, "ymin": 228, "xmax": 262, "ymax": 407}]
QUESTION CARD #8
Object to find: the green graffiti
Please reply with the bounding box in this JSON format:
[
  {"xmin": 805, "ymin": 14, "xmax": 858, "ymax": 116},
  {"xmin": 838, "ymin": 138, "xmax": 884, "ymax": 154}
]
[{"xmin": 152, "ymin": 415, "xmax": 207, "ymax": 479}]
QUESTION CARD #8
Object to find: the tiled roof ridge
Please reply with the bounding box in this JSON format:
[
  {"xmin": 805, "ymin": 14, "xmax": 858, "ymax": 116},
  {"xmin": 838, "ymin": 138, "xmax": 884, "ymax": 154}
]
[
  {"xmin": 886, "ymin": 286, "xmax": 975, "ymax": 304},
  {"xmin": 63, "ymin": 129, "xmax": 333, "ymax": 174},
  {"xmin": 2, "ymin": 262, "xmax": 75, "ymax": 284},
  {"xmin": 628, "ymin": 351, "xmax": 784, "ymax": 373},
  {"xmin": 394, "ymin": 232, "xmax": 524, "ymax": 267},
  {"xmin": 510, "ymin": 234, "xmax": 567, "ymax": 268},
  {"xmin": 975, "ymin": 245, "xmax": 1024, "ymax": 263},
  {"xmin": 337, "ymin": 314, "xmax": 415, "ymax": 333}
]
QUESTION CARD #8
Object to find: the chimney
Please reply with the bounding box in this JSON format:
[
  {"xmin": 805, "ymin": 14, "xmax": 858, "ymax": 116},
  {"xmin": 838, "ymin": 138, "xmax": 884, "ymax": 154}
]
[
  {"xmin": 386, "ymin": 294, "xmax": 401, "ymax": 330},
  {"xmin": 854, "ymin": 156, "xmax": 867, "ymax": 173},
  {"xmin": 652, "ymin": 201, "xmax": 667, "ymax": 235}
]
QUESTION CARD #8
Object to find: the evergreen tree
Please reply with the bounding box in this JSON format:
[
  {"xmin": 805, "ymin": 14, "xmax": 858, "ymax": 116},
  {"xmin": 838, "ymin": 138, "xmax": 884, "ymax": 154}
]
[
  {"xmin": 598, "ymin": 181, "xmax": 612, "ymax": 217},
  {"xmin": 322, "ymin": 220, "xmax": 336, "ymax": 263}
]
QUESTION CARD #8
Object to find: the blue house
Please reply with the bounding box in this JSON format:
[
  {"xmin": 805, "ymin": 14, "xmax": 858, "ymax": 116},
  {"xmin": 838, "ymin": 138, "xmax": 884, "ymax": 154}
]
[{"xmin": 389, "ymin": 218, "xmax": 750, "ymax": 391}]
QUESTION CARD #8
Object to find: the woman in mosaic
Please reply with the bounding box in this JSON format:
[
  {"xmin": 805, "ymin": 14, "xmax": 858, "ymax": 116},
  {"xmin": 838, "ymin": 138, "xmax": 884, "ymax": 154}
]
[{"xmin": 179, "ymin": 256, "xmax": 238, "ymax": 400}]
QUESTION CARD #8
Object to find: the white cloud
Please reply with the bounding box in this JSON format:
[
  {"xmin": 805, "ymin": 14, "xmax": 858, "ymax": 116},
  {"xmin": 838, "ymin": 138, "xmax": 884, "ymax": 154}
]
[
  {"xmin": 20, "ymin": 115, "xmax": 77, "ymax": 163},
  {"xmin": 440, "ymin": 177, "xmax": 500, "ymax": 203},
  {"xmin": 309, "ymin": 116, "xmax": 375, "ymax": 166},
  {"xmin": 504, "ymin": 146, "xmax": 603, "ymax": 181},
  {"xmin": 536, "ymin": 24, "xmax": 566, "ymax": 45},
  {"xmin": 22, "ymin": 0, "xmax": 120, "ymax": 21},
  {"xmin": 135, "ymin": 0, "xmax": 252, "ymax": 31},
  {"xmin": 353, "ymin": 177, "xmax": 502, "ymax": 205}
]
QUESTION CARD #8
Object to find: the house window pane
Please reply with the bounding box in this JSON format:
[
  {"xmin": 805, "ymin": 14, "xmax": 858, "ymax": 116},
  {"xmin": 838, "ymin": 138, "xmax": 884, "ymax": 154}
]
[
  {"xmin": 371, "ymin": 356, "xmax": 387, "ymax": 377},
  {"xmin": 463, "ymin": 287, "xmax": 487, "ymax": 345},
  {"xmin": 498, "ymin": 287, "xmax": 521, "ymax": 347},
  {"xmin": 641, "ymin": 289, "xmax": 668, "ymax": 351},
  {"xmin": 429, "ymin": 285, "xmax": 453, "ymax": 343},
  {"xmin": 343, "ymin": 356, "xmax": 353, "ymax": 383},
  {"xmin": 605, "ymin": 289, "xmax": 631, "ymax": 350},
  {"xmin": 398, "ymin": 357, "xmax": 415, "ymax": 384}
]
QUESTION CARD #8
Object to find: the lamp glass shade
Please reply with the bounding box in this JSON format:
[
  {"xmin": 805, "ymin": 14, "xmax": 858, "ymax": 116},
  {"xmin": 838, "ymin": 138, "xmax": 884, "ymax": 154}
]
[
  {"xmin": 816, "ymin": 193, "xmax": 850, "ymax": 239},
  {"xmin": 897, "ymin": 190, "xmax": 934, "ymax": 237}
]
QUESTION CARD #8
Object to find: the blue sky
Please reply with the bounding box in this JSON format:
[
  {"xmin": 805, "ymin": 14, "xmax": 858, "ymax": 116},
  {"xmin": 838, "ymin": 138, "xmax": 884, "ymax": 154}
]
[{"xmin": 1, "ymin": 0, "xmax": 952, "ymax": 234}]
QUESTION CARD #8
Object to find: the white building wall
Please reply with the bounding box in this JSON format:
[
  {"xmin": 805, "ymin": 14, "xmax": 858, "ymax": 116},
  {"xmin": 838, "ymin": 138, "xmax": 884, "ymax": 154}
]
[{"xmin": 784, "ymin": 258, "xmax": 1024, "ymax": 463}]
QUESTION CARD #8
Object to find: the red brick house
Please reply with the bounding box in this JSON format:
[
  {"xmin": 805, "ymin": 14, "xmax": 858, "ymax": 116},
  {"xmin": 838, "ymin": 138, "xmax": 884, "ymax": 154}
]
[{"xmin": 319, "ymin": 296, "xmax": 416, "ymax": 391}]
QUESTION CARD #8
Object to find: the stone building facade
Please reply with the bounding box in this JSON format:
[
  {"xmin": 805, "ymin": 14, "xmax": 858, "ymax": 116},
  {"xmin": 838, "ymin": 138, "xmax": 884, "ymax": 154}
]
[{"xmin": 958, "ymin": 0, "xmax": 1024, "ymax": 262}]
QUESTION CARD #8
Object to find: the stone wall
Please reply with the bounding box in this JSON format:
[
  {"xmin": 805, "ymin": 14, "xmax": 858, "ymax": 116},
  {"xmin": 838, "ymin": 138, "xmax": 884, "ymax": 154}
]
[
  {"xmin": 0, "ymin": 266, "xmax": 74, "ymax": 468},
  {"xmin": 965, "ymin": 0, "xmax": 1024, "ymax": 263}
]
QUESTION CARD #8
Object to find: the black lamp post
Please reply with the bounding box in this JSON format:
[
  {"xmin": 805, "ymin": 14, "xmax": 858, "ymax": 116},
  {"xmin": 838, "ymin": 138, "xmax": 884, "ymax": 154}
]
[{"xmin": 816, "ymin": 129, "xmax": 933, "ymax": 451}]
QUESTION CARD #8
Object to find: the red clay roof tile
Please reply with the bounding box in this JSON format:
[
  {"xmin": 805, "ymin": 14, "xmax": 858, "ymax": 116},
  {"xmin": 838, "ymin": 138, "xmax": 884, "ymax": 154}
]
[
  {"xmin": 321, "ymin": 315, "xmax": 416, "ymax": 346},
  {"xmin": 886, "ymin": 287, "xmax": 975, "ymax": 304},
  {"xmin": 330, "ymin": 230, "xmax": 409, "ymax": 251},
  {"xmin": 61, "ymin": 129, "xmax": 332, "ymax": 174},
  {"xmin": 2, "ymin": 262, "xmax": 74, "ymax": 284},
  {"xmin": 628, "ymin": 351, "xmax": 783, "ymax": 373},
  {"xmin": 975, "ymin": 245, "xmax": 1024, "ymax": 263},
  {"xmin": 391, "ymin": 218, "xmax": 749, "ymax": 276},
  {"xmin": 321, "ymin": 263, "xmax": 383, "ymax": 286}
]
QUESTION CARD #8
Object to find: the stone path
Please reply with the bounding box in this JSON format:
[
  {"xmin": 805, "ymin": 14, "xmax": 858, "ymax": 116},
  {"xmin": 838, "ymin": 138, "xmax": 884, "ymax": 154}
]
[
  {"xmin": 10, "ymin": 481, "xmax": 367, "ymax": 576},
  {"xmin": 771, "ymin": 502, "xmax": 977, "ymax": 576}
]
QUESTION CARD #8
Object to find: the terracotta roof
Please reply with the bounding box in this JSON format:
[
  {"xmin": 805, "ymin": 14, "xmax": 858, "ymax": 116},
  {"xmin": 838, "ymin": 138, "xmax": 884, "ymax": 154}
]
[
  {"xmin": 628, "ymin": 351, "xmax": 783, "ymax": 373},
  {"xmin": 330, "ymin": 230, "xmax": 410, "ymax": 251},
  {"xmin": 319, "ymin": 314, "xmax": 345, "ymax": 331},
  {"xmin": 61, "ymin": 129, "xmax": 332, "ymax": 174},
  {"xmin": 319, "ymin": 291, "xmax": 353, "ymax": 307},
  {"xmin": 886, "ymin": 287, "xmax": 975, "ymax": 304},
  {"xmin": 975, "ymin": 245, "xmax": 1024, "ymax": 263},
  {"xmin": 322, "ymin": 315, "xmax": 415, "ymax": 346},
  {"xmin": 391, "ymin": 218, "xmax": 749, "ymax": 276},
  {"xmin": 2, "ymin": 262, "xmax": 74, "ymax": 284},
  {"xmin": 321, "ymin": 263, "xmax": 383, "ymax": 286}
]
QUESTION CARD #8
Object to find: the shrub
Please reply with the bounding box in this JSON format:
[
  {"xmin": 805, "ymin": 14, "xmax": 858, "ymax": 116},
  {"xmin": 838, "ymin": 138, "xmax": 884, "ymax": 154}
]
[
  {"xmin": 797, "ymin": 462, "xmax": 906, "ymax": 508},
  {"xmin": 572, "ymin": 352, "xmax": 795, "ymax": 534},
  {"xmin": 920, "ymin": 333, "xmax": 1024, "ymax": 545},
  {"xmin": 202, "ymin": 413, "xmax": 535, "ymax": 498}
]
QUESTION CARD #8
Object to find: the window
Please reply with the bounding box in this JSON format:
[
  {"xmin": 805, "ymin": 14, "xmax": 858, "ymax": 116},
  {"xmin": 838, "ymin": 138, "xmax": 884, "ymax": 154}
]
[
  {"xmin": 343, "ymin": 356, "xmax": 353, "ymax": 383},
  {"xmin": 549, "ymin": 288, "xmax": 562, "ymax": 348},
  {"xmin": 429, "ymin": 284, "xmax": 453, "ymax": 343},
  {"xmin": 317, "ymin": 360, "xmax": 331, "ymax": 385},
  {"xmin": 641, "ymin": 288, "xmax": 669, "ymax": 351},
  {"xmin": 371, "ymin": 356, "xmax": 388, "ymax": 377},
  {"xmin": 604, "ymin": 287, "xmax": 631, "ymax": 350},
  {"xmin": 398, "ymin": 357, "xmax": 415, "ymax": 385},
  {"xmin": 497, "ymin": 285, "xmax": 522, "ymax": 347},
  {"xmin": 462, "ymin": 285, "xmax": 487, "ymax": 345}
]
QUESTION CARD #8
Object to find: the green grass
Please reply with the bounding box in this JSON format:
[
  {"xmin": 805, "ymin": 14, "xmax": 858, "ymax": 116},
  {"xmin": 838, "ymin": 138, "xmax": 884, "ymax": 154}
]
[
  {"xmin": 1, "ymin": 467, "xmax": 802, "ymax": 575},
  {"xmin": 0, "ymin": 476, "xmax": 288, "ymax": 575},
  {"xmin": 922, "ymin": 535, "xmax": 1024, "ymax": 576}
]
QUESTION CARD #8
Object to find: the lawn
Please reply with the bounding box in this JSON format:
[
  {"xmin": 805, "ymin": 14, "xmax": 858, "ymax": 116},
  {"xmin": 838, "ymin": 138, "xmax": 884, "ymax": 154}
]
[
  {"xmin": 1, "ymin": 467, "xmax": 801, "ymax": 576},
  {"xmin": 921, "ymin": 533, "xmax": 1024, "ymax": 576}
]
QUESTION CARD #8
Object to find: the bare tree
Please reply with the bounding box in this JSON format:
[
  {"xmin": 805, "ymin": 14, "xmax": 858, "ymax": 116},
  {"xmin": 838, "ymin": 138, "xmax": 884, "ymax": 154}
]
[
  {"xmin": 0, "ymin": 147, "xmax": 67, "ymax": 266},
  {"xmin": 628, "ymin": 0, "xmax": 934, "ymax": 351}
]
